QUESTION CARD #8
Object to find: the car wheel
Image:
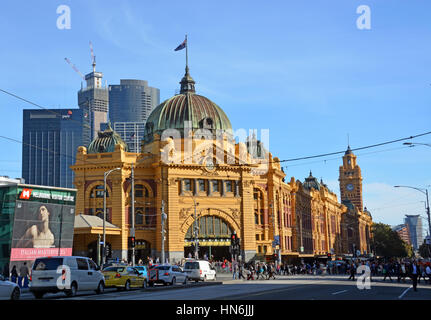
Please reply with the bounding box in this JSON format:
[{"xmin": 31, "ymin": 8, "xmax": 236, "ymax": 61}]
[
  {"xmin": 32, "ymin": 291, "xmax": 44, "ymax": 299},
  {"xmin": 124, "ymin": 280, "xmax": 131, "ymax": 291},
  {"xmin": 66, "ymin": 282, "xmax": 77, "ymax": 297},
  {"xmin": 11, "ymin": 287, "xmax": 20, "ymax": 300},
  {"xmin": 171, "ymin": 277, "xmax": 176, "ymax": 286},
  {"xmin": 95, "ymin": 281, "xmax": 105, "ymax": 294}
]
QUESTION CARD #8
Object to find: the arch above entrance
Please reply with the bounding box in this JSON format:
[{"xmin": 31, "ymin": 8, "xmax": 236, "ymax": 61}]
[{"xmin": 180, "ymin": 207, "xmax": 240, "ymax": 236}]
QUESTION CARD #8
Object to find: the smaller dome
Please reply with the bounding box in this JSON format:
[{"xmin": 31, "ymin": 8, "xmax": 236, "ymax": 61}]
[
  {"xmin": 87, "ymin": 123, "xmax": 129, "ymax": 154},
  {"xmin": 303, "ymin": 171, "xmax": 320, "ymax": 191},
  {"xmin": 364, "ymin": 206, "xmax": 372, "ymax": 218},
  {"xmin": 345, "ymin": 145, "xmax": 353, "ymax": 155}
]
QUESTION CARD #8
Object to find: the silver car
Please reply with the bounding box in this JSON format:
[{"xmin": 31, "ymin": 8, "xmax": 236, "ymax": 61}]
[
  {"xmin": 149, "ymin": 264, "xmax": 187, "ymax": 286},
  {"xmin": 30, "ymin": 256, "xmax": 105, "ymax": 299},
  {"xmin": 0, "ymin": 275, "xmax": 20, "ymax": 300}
]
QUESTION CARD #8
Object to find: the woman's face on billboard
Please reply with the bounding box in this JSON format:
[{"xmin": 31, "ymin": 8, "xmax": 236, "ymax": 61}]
[{"xmin": 38, "ymin": 205, "xmax": 50, "ymax": 221}]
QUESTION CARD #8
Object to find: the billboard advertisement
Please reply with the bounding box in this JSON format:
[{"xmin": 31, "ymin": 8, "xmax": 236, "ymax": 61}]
[{"xmin": 10, "ymin": 201, "xmax": 75, "ymax": 262}]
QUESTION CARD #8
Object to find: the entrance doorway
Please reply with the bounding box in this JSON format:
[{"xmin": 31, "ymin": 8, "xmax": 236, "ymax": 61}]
[{"xmin": 184, "ymin": 215, "xmax": 234, "ymax": 261}]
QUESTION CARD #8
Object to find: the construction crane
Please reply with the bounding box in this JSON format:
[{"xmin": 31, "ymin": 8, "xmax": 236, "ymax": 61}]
[
  {"xmin": 64, "ymin": 58, "xmax": 85, "ymax": 80},
  {"xmin": 89, "ymin": 41, "xmax": 96, "ymax": 72}
]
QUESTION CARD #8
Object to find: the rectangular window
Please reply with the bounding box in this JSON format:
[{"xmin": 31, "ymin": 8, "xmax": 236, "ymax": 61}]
[
  {"xmin": 198, "ymin": 179, "xmax": 206, "ymax": 192},
  {"xmin": 184, "ymin": 179, "xmax": 192, "ymax": 192},
  {"xmin": 225, "ymin": 181, "xmax": 233, "ymax": 193},
  {"xmin": 212, "ymin": 180, "xmax": 219, "ymax": 193}
]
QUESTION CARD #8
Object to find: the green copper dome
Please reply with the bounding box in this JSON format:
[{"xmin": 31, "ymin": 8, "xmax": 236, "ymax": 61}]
[
  {"xmin": 144, "ymin": 68, "xmax": 232, "ymax": 143},
  {"xmin": 87, "ymin": 123, "xmax": 129, "ymax": 153}
]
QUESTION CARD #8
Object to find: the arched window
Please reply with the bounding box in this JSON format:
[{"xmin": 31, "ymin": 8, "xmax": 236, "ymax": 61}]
[
  {"xmin": 185, "ymin": 216, "xmax": 232, "ymax": 240},
  {"xmin": 130, "ymin": 184, "xmax": 154, "ymax": 227},
  {"xmin": 90, "ymin": 185, "xmax": 108, "ymax": 198}
]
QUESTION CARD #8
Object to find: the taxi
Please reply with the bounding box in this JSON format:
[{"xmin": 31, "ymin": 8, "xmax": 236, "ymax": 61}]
[{"xmin": 102, "ymin": 266, "xmax": 148, "ymax": 290}]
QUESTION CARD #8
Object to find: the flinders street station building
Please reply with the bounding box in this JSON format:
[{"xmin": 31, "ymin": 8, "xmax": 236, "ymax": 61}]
[{"xmin": 71, "ymin": 66, "xmax": 373, "ymax": 264}]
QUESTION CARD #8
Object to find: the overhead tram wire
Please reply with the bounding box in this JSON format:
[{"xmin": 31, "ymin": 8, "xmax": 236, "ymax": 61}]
[{"xmin": 0, "ymin": 88, "xmax": 91, "ymax": 130}]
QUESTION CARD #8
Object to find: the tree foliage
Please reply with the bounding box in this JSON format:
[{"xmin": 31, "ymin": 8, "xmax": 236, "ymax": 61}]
[
  {"xmin": 419, "ymin": 242, "xmax": 431, "ymax": 258},
  {"xmin": 371, "ymin": 223, "xmax": 410, "ymax": 258}
]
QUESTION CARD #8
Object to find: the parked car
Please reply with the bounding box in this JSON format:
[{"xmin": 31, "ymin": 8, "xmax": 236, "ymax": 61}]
[
  {"xmin": 134, "ymin": 266, "xmax": 148, "ymax": 279},
  {"xmin": 102, "ymin": 266, "xmax": 147, "ymax": 290},
  {"xmin": 0, "ymin": 275, "xmax": 20, "ymax": 300},
  {"xmin": 183, "ymin": 260, "xmax": 217, "ymax": 282},
  {"xmin": 148, "ymin": 264, "xmax": 187, "ymax": 286},
  {"xmin": 30, "ymin": 256, "xmax": 105, "ymax": 299}
]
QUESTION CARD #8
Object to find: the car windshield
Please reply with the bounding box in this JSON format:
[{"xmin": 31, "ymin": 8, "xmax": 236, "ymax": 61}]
[
  {"xmin": 155, "ymin": 266, "xmax": 170, "ymax": 271},
  {"xmin": 103, "ymin": 267, "xmax": 125, "ymax": 272},
  {"xmin": 184, "ymin": 262, "xmax": 199, "ymax": 269},
  {"xmin": 33, "ymin": 258, "xmax": 64, "ymax": 271}
]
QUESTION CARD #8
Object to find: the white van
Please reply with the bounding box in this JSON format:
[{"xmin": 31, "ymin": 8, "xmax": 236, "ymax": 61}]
[
  {"xmin": 30, "ymin": 256, "xmax": 105, "ymax": 298},
  {"xmin": 183, "ymin": 260, "xmax": 216, "ymax": 282}
]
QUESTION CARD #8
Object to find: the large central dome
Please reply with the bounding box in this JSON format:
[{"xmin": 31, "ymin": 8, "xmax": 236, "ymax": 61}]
[{"xmin": 144, "ymin": 67, "xmax": 232, "ymax": 142}]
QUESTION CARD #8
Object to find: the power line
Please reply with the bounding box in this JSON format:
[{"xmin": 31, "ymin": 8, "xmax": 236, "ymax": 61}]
[{"xmin": 0, "ymin": 88, "xmax": 90, "ymax": 130}]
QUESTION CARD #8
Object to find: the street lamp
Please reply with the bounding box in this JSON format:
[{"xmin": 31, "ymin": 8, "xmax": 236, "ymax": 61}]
[
  {"xmin": 102, "ymin": 167, "xmax": 121, "ymax": 267},
  {"xmin": 394, "ymin": 185, "xmax": 431, "ymax": 243}
]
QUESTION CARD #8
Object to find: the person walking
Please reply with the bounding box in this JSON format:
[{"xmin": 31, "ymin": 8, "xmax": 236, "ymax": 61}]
[
  {"xmin": 10, "ymin": 265, "xmax": 18, "ymax": 284},
  {"xmin": 383, "ymin": 263, "xmax": 392, "ymax": 282},
  {"xmin": 425, "ymin": 263, "xmax": 431, "ymax": 284},
  {"xmin": 348, "ymin": 263, "xmax": 356, "ymax": 281},
  {"xmin": 232, "ymin": 260, "xmax": 238, "ymax": 280},
  {"xmin": 19, "ymin": 262, "xmax": 29, "ymax": 288},
  {"xmin": 409, "ymin": 260, "xmax": 419, "ymax": 292},
  {"xmin": 238, "ymin": 263, "xmax": 246, "ymax": 280},
  {"xmin": 2, "ymin": 263, "xmax": 9, "ymax": 281}
]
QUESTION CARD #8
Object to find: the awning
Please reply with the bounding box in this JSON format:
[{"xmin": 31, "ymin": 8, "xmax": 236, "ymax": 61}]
[{"xmin": 74, "ymin": 214, "xmax": 121, "ymax": 235}]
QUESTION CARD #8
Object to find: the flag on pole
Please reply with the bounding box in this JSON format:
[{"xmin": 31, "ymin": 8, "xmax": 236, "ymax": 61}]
[{"xmin": 174, "ymin": 38, "xmax": 187, "ymax": 51}]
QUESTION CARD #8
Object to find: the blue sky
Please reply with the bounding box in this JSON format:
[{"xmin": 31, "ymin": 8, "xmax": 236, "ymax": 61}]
[{"xmin": 0, "ymin": 0, "xmax": 430, "ymax": 227}]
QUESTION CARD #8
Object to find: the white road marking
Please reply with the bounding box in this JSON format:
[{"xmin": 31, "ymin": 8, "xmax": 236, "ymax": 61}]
[
  {"xmin": 398, "ymin": 286, "xmax": 412, "ymax": 299},
  {"xmin": 332, "ymin": 290, "xmax": 348, "ymax": 295}
]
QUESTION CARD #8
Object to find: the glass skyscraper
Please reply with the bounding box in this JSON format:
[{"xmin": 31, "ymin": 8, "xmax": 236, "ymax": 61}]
[
  {"xmin": 108, "ymin": 79, "xmax": 160, "ymax": 152},
  {"xmin": 404, "ymin": 215, "xmax": 424, "ymax": 250},
  {"xmin": 21, "ymin": 109, "xmax": 83, "ymax": 188}
]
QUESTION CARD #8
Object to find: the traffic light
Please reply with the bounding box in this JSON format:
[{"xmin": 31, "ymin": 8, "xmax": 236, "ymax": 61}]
[
  {"xmin": 128, "ymin": 236, "xmax": 135, "ymax": 248},
  {"xmin": 273, "ymin": 253, "xmax": 278, "ymax": 261},
  {"xmin": 327, "ymin": 253, "xmax": 331, "ymax": 260},
  {"xmin": 231, "ymin": 233, "xmax": 237, "ymax": 246}
]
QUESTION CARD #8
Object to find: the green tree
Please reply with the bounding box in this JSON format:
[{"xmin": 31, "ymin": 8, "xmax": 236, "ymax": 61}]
[
  {"xmin": 371, "ymin": 223, "xmax": 408, "ymax": 258},
  {"xmin": 418, "ymin": 242, "xmax": 431, "ymax": 258}
]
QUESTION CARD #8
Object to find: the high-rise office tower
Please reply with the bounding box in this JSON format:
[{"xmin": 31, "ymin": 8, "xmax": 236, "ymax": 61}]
[
  {"xmin": 22, "ymin": 109, "xmax": 83, "ymax": 188},
  {"xmin": 404, "ymin": 215, "xmax": 424, "ymax": 250},
  {"xmin": 78, "ymin": 61, "xmax": 109, "ymax": 147},
  {"xmin": 108, "ymin": 79, "xmax": 160, "ymax": 152}
]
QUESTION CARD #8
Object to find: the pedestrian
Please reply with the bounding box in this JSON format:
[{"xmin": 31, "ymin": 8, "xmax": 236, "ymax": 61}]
[
  {"xmin": 425, "ymin": 263, "xmax": 431, "ymax": 284},
  {"xmin": 409, "ymin": 260, "xmax": 419, "ymax": 292},
  {"xmin": 2, "ymin": 263, "xmax": 9, "ymax": 281},
  {"xmin": 232, "ymin": 260, "xmax": 238, "ymax": 280},
  {"xmin": 10, "ymin": 265, "xmax": 18, "ymax": 284},
  {"xmin": 19, "ymin": 262, "xmax": 29, "ymax": 288},
  {"xmin": 383, "ymin": 263, "xmax": 392, "ymax": 282},
  {"xmin": 348, "ymin": 263, "xmax": 356, "ymax": 281},
  {"xmin": 238, "ymin": 263, "xmax": 246, "ymax": 280}
]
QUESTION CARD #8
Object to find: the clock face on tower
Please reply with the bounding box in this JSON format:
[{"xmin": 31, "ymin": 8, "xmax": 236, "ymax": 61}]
[{"xmin": 346, "ymin": 183, "xmax": 354, "ymax": 191}]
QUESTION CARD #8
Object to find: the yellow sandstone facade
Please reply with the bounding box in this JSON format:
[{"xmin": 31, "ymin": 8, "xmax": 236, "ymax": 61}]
[{"xmin": 71, "ymin": 68, "xmax": 373, "ymax": 264}]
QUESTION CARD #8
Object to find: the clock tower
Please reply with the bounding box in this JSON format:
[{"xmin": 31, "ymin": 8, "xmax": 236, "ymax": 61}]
[{"xmin": 339, "ymin": 146, "xmax": 363, "ymax": 211}]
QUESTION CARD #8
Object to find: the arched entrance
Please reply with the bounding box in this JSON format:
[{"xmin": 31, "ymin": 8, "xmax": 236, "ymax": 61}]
[{"xmin": 184, "ymin": 215, "xmax": 233, "ymax": 261}]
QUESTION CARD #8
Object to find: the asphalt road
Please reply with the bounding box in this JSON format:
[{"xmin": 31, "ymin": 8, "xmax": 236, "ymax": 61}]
[{"xmin": 18, "ymin": 274, "xmax": 431, "ymax": 301}]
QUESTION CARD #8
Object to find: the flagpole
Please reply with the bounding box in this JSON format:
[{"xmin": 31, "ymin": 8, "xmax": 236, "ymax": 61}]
[{"xmin": 185, "ymin": 34, "xmax": 188, "ymax": 71}]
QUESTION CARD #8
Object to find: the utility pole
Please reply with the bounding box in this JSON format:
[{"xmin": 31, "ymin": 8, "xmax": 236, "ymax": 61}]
[
  {"xmin": 131, "ymin": 163, "xmax": 135, "ymax": 266},
  {"xmin": 161, "ymin": 200, "xmax": 167, "ymax": 264},
  {"xmin": 193, "ymin": 200, "xmax": 199, "ymax": 259}
]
